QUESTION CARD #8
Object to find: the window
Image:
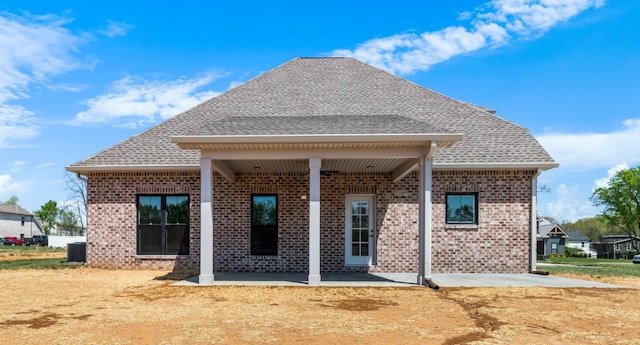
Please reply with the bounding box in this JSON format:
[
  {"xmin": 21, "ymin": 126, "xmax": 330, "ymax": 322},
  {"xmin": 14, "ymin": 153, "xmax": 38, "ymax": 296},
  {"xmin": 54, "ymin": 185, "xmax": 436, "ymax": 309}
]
[
  {"xmin": 615, "ymin": 244, "xmax": 620, "ymax": 251},
  {"xmin": 551, "ymin": 242, "xmax": 558, "ymax": 255},
  {"xmin": 627, "ymin": 243, "xmax": 632, "ymax": 251},
  {"xmin": 137, "ymin": 195, "xmax": 189, "ymax": 255},
  {"xmin": 446, "ymin": 193, "xmax": 478, "ymax": 224},
  {"xmin": 251, "ymin": 194, "xmax": 278, "ymax": 255}
]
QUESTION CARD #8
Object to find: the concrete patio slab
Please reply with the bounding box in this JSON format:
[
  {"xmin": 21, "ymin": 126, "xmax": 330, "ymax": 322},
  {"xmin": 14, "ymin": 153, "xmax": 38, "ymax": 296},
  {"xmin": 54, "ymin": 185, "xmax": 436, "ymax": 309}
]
[{"xmin": 172, "ymin": 272, "xmax": 630, "ymax": 288}]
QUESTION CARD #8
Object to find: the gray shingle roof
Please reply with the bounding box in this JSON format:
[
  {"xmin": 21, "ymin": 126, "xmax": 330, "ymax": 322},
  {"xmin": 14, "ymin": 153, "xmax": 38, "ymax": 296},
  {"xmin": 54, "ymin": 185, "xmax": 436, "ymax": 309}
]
[
  {"xmin": 0, "ymin": 204, "xmax": 32, "ymax": 216},
  {"xmin": 565, "ymin": 230, "xmax": 590, "ymax": 242},
  {"xmin": 68, "ymin": 57, "xmax": 556, "ymax": 169},
  {"xmin": 198, "ymin": 115, "xmax": 451, "ymax": 136}
]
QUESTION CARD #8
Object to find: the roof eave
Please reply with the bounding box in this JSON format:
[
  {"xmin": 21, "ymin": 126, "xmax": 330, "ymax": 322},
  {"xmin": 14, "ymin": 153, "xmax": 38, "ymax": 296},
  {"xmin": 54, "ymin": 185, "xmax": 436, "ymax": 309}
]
[
  {"xmin": 171, "ymin": 133, "xmax": 464, "ymax": 147},
  {"xmin": 65, "ymin": 165, "xmax": 199, "ymax": 174},
  {"xmin": 434, "ymin": 162, "xmax": 559, "ymax": 171}
]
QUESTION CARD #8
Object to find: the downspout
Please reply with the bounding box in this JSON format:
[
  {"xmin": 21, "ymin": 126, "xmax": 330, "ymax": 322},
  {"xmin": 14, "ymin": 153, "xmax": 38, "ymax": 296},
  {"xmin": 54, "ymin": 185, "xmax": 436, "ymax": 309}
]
[
  {"xmin": 530, "ymin": 170, "xmax": 541, "ymax": 273},
  {"xmin": 75, "ymin": 173, "xmax": 88, "ymax": 182}
]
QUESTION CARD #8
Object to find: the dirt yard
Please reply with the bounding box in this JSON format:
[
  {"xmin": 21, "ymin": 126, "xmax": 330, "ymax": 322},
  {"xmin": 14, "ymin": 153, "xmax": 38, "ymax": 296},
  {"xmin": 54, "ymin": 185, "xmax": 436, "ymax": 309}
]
[{"xmin": 1, "ymin": 254, "xmax": 640, "ymax": 344}]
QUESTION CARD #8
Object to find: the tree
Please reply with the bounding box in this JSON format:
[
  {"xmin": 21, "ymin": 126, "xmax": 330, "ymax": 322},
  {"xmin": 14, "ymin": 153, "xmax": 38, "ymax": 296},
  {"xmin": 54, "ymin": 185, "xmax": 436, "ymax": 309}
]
[
  {"xmin": 560, "ymin": 217, "xmax": 608, "ymax": 242},
  {"xmin": 34, "ymin": 200, "xmax": 60, "ymax": 235},
  {"xmin": 65, "ymin": 171, "xmax": 87, "ymax": 229},
  {"xmin": 1, "ymin": 196, "xmax": 19, "ymax": 205},
  {"xmin": 591, "ymin": 165, "xmax": 640, "ymax": 248},
  {"xmin": 57, "ymin": 207, "xmax": 83, "ymax": 236}
]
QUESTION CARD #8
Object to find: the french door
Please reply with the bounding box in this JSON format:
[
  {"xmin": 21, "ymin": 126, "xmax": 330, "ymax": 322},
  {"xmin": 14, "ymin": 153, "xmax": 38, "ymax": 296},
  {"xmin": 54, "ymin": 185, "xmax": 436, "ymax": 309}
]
[{"xmin": 345, "ymin": 195, "xmax": 375, "ymax": 266}]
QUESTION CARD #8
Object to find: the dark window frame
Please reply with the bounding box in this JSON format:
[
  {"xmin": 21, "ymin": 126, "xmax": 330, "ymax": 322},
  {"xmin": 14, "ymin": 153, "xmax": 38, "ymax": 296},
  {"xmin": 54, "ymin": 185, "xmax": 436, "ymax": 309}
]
[
  {"xmin": 251, "ymin": 194, "xmax": 278, "ymax": 256},
  {"xmin": 136, "ymin": 194, "xmax": 190, "ymax": 255},
  {"xmin": 445, "ymin": 192, "xmax": 478, "ymax": 225}
]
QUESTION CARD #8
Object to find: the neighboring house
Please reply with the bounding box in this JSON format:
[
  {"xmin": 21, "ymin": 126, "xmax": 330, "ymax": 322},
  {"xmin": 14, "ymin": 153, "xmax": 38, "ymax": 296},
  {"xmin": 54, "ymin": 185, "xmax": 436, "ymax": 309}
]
[
  {"xmin": 592, "ymin": 235, "xmax": 640, "ymax": 259},
  {"xmin": 0, "ymin": 204, "xmax": 44, "ymax": 239},
  {"xmin": 565, "ymin": 230, "xmax": 597, "ymax": 258},
  {"xmin": 66, "ymin": 57, "xmax": 557, "ymax": 285},
  {"xmin": 536, "ymin": 216, "xmax": 568, "ymax": 257}
]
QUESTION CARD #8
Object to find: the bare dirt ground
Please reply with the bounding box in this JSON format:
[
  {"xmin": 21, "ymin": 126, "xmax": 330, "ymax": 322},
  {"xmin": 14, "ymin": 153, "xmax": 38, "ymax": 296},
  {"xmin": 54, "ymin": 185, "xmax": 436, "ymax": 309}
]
[{"xmin": 1, "ymin": 254, "xmax": 640, "ymax": 344}]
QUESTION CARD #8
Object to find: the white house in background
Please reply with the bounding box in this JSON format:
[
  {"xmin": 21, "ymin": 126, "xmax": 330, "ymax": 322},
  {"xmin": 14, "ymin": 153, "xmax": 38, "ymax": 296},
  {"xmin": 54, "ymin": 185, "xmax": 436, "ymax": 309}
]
[
  {"xmin": 0, "ymin": 204, "xmax": 44, "ymax": 239},
  {"xmin": 565, "ymin": 230, "xmax": 597, "ymax": 258}
]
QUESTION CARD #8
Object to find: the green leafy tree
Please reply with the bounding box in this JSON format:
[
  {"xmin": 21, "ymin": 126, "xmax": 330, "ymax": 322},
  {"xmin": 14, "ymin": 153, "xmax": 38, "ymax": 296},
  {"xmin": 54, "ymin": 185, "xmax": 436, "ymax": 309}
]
[
  {"xmin": 591, "ymin": 165, "xmax": 640, "ymax": 248},
  {"xmin": 1, "ymin": 196, "xmax": 19, "ymax": 205},
  {"xmin": 34, "ymin": 200, "xmax": 60, "ymax": 235},
  {"xmin": 560, "ymin": 217, "xmax": 608, "ymax": 242}
]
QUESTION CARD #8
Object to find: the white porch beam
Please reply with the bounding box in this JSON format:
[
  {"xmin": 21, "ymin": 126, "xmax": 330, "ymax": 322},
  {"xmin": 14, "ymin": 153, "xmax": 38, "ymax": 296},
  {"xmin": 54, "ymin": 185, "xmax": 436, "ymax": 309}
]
[
  {"xmin": 199, "ymin": 158, "xmax": 215, "ymax": 285},
  {"xmin": 212, "ymin": 160, "xmax": 235, "ymax": 182},
  {"xmin": 202, "ymin": 146, "xmax": 430, "ymax": 161},
  {"xmin": 418, "ymin": 141, "xmax": 436, "ymax": 285},
  {"xmin": 392, "ymin": 158, "xmax": 418, "ymax": 183},
  {"xmin": 308, "ymin": 157, "xmax": 322, "ymax": 286}
]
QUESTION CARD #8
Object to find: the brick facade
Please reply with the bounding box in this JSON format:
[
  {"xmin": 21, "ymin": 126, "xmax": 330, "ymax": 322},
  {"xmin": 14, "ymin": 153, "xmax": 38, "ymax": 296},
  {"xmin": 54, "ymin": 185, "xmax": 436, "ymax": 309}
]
[{"xmin": 86, "ymin": 170, "xmax": 534, "ymax": 273}]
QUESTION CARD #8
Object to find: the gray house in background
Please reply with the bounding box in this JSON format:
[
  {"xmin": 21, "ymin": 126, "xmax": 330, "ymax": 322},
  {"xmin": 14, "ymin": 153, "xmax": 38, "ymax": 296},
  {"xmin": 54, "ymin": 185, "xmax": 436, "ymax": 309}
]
[
  {"xmin": 592, "ymin": 235, "xmax": 640, "ymax": 259},
  {"xmin": 0, "ymin": 204, "xmax": 43, "ymax": 239},
  {"xmin": 536, "ymin": 216, "xmax": 567, "ymax": 258}
]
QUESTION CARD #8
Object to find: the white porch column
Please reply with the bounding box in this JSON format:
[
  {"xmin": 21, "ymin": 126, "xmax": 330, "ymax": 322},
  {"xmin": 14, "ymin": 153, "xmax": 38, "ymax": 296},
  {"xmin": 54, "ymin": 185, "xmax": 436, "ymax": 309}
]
[
  {"xmin": 199, "ymin": 158, "xmax": 215, "ymax": 285},
  {"xmin": 417, "ymin": 155, "xmax": 433, "ymax": 285},
  {"xmin": 530, "ymin": 170, "xmax": 541, "ymax": 272},
  {"xmin": 308, "ymin": 157, "xmax": 322, "ymax": 286}
]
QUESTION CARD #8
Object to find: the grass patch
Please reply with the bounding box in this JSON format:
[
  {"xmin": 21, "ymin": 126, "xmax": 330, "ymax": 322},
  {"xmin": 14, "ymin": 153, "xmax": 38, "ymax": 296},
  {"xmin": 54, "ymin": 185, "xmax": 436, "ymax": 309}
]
[
  {"xmin": 0, "ymin": 246, "xmax": 65, "ymax": 259},
  {"xmin": 543, "ymin": 257, "xmax": 640, "ymax": 278},
  {"xmin": 0, "ymin": 258, "xmax": 81, "ymax": 270}
]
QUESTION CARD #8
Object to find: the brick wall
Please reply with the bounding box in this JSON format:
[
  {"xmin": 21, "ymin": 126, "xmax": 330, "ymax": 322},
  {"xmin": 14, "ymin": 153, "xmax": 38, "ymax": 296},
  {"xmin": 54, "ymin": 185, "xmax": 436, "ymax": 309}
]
[
  {"xmin": 86, "ymin": 172, "xmax": 201, "ymax": 270},
  {"xmin": 432, "ymin": 170, "xmax": 535, "ymax": 273},
  {"xmin": 86, "ymin": 170, "xmax": 534, "ymax": 273}
]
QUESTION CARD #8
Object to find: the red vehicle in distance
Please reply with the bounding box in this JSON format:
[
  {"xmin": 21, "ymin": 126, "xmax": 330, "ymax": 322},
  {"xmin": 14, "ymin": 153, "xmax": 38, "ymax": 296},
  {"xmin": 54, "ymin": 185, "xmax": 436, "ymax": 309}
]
[{"xmin": 4, "ymin": 237, "xmax": 24, "ymax": 246}]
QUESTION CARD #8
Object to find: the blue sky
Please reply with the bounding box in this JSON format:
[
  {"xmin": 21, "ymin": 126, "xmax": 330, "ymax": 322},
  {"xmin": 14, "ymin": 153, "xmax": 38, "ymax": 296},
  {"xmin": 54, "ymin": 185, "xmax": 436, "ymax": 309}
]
[{"xmin": 1, "ymin": 0, "xmax": 639, "ymax": 223}]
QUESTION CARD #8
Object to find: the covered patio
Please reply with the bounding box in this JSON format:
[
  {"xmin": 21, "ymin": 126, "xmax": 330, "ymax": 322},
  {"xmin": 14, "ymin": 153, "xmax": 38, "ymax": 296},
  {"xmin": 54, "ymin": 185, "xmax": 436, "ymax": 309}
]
[{"xmin": 172, "ymin": 115, "xmax": 463, "ymax": 286}]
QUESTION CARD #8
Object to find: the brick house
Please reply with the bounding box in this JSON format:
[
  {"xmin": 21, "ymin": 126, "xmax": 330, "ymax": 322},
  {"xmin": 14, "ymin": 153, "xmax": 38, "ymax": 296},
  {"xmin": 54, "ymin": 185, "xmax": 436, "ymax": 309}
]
[{"xmin": 66, "ymin": 57, "xmax": 557, "ymax": 285}]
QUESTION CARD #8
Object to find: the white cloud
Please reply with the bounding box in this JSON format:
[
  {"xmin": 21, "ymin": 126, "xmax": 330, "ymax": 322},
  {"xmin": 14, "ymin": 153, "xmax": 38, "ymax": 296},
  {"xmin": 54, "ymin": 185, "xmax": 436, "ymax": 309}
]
[
  {"xmin": 36, "ymin": 162, "xmax": 57, "ymax": 169},
  {"xmin": 542, "ymin": 182, "xmax": 599, "ymax": 222},
  {"xmin": 6, "ymin": 160, "xmax": 27, "ymax": 173},
  {"xmin": 0, "ymin": 174, "xmax": 27, "ymax": 199},
  {"xmin": 536, "ymin": 118, "xmax": 640, "ymax": 171},
  {"xmin": 0, "ymin": 12, "xmax": 89, "ymax": 102},
  {"xmin": 74, "ymin": 74, "xmax": 221, "ymax": 128},
  {"xmin": 101, "ymin": 20, "xmax": 134, "ymax": 38},
  {"xmin": 594, "ymin": 162, "xmax": 629, "ymax": 189},
  {"xmin": 0, "ymin": 12, "xmax": 90, "ymax": 148},
  {"xmin": 332, "ymin": 0, "xmax": 603, "ymax": 74},
  {"xmin": 0, "ymin": 104, "xmax": 39, "ymax": 149}
]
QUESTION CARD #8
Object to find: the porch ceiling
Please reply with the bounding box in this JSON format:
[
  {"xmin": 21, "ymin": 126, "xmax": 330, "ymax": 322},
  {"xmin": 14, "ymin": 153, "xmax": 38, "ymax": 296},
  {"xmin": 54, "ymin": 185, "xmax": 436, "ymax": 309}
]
[{"xmin": 226, "ymin": 158, "xmax": 410, "ymax": 173}]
